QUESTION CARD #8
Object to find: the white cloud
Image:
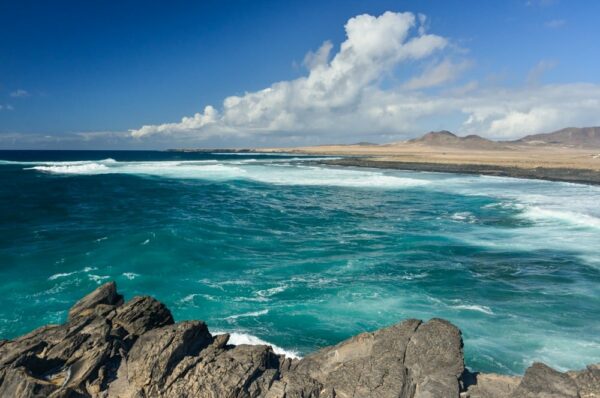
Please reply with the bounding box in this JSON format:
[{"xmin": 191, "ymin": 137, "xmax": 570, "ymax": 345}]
[
  {"xmin": 10, "ymin": 89, "xmax": 29, "ymax": 98},
  {"xmin": 303, "ymin": 40, "xmax": 333, "ymax": 70},
  {"xmin": 129, "ymin": 11, "xmax": 600, "ymax": 144},
  {"xmin": 0, "ymin": 104, "xmax": 14, "ymax": 111},
  {"xmin": 461, "ymin": 84, "xmax": 600, "ymax": 138},
  {"xmin": 403, "ymin": 59, "xmax": 471, "ymax": 90},
  {"xmin": 131, "ymin": 11, "xmax": 447, "ymax": 139}
]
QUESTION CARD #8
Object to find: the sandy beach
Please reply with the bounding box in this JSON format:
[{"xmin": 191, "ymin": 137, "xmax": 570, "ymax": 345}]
[{"xmin": 260, "ymin": 143, "xmax": 600, "ymax": 184}]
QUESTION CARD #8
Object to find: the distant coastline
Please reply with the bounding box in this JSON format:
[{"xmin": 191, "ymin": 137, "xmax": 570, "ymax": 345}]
[
  {"xmin": 167, "ymin": 126, "xmax": 600, "ymax": 186},
  {"xmin": 321, "ymin": 157, "xmax": 600, "ymax": 185}
]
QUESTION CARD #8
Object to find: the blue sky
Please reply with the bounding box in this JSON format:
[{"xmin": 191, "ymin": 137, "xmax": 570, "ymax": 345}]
[{"xmin": 1, "ymin": 0, "xmax": 599, "ymax": 149}]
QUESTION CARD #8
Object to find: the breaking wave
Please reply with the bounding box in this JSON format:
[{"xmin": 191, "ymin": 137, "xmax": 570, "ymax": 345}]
[
  {"xmin": 213, "ymin": 331, "xmax": 301, "ymax": 359},
  {"xmin": 18, "ymin": 158, "xmax": 430, "ymax": 188}
]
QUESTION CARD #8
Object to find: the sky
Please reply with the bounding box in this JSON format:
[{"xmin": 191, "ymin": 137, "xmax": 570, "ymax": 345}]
[{"xmin": 1, "ymin": 0, "xmax": 599, "ymax": 149}]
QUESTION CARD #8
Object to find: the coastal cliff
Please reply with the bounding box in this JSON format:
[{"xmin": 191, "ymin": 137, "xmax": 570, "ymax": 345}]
[{"xmin": 0, "ymin": 282, "xmax": 597, "ymax": 397}]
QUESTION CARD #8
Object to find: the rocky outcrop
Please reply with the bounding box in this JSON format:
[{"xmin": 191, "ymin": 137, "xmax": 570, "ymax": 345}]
[{"xmin": 0, "ymin": 283, "xmax": 597, "ymax": 397}]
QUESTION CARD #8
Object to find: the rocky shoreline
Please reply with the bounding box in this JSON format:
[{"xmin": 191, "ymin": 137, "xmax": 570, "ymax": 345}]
[
  {"xmin": 0, "ymin": 282, "xmax": 597, "ymax": 397},
  {"xmin": 321, "ymin": 158, "xmax": 600, "ymax": 186}
]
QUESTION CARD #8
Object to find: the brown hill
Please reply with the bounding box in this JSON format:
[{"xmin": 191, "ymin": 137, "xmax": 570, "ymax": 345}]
[
  {"xmin": 514, "ymin": 127, "xmax": 600, "ymax": 148},
  {"xmin": 408, "ymin": 130, "xmax": 509, "ymax": 150}
]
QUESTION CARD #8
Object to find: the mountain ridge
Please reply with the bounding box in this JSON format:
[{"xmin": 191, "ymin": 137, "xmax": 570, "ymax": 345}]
[
  {"xmin": 513, "ymin": 126, "xmax": 600, "ymax": 148},
  {"xmin": 407, "ymin": 130, "xmax": 509, "ymax": 150},
  {"xmin": 402, "ymin": 126, "xmax": 600, "ymax": 149}
]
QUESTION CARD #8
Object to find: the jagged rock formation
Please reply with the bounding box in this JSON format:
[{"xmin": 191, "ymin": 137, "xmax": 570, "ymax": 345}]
[{"xmin": 0, "ymin": 282, "xmax": 598, "ymax": 397}]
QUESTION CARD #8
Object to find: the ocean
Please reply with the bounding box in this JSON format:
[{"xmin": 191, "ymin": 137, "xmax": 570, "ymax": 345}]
[{"xmin": 1, "ymin": 150, "xmax": 599, "ymax": 374}]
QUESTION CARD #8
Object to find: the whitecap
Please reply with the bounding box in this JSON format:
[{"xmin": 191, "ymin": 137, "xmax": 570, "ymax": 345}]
[
  {"xmin": 212, "ymin": 331, "xmax": 301, "ymax": 359},
  {"xmin": 180, "ymin": 294, "xmax": 199, "ymax": 304},
  {"xmin": 451, "ymin": 304, "xmax": 494, "ymax": 315},
  {"xmin": 450, "ymin": 212, "xmax": 477, "ymax": 223},
  {"xmin": 122, "ymin": 272, "xmax": 139, "ymax": 280},
  {"xmin": 224, "ymin": 309, "xmax": 269, "ymax": 320},
  {"xmin": 519, "ymin": 206, "xmax": 600, "ymax": 229},
  {"xmin": 48, "ymin": 271, "xmax": 77, "ymax": 281},
  {"xmin": 21, "ymin": 158, "xmax": 430, "ymax": 189},
  {"xmin": 180, "ymin": 293, "xmax": 217, "ymax": 304},
  {"xmin": 48, "ymin": 266, "xmax": 97, "ymax": 280},
  {"xmin": 256, "ymin": 285, "xmax": 287, "ymax": 298},
  {"xmin": 29, "ymin": 163, "xmax": 109, "ymax": 174},
  {"xmin": 399, "ymin": 272, "xmax": 428, "ymax": 281},
  {"xmin": 88, "ymin": 274, "xmax": 110, "ymax": 284}
]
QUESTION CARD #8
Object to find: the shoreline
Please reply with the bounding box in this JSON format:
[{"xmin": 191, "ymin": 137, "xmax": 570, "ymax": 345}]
[
  {"xmin": 319, "ymin": 157, "xmax": 600, "ymax": 185},
  {"xmin": 1, "ymin": 282, "xmax": 597, "ymax": 397}
]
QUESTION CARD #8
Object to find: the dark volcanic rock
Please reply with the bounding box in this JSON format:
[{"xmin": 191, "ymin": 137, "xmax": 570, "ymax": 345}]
[{"xmin": 0, "ymin": 282, "xmax": 597, "ymax": 398}]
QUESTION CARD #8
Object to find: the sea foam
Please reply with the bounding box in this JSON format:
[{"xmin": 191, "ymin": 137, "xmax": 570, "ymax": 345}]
[
  {"xmin": 224, "ymin": 309, "xmax": 269, "ymax": 320},
  {"xmin": 520, "ymin": 206, "xmax": 600, "ymax": 229},
  {"xmin": 21, "ymin": 158, "xmax": 430, "ymax": 188},
  {"xmin": 213, "ymin": 331, "xmax": 301, "ymax": 359}
]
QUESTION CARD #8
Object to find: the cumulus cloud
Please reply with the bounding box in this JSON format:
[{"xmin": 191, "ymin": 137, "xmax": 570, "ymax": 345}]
[
  {"xmin": 302, "ymin": 40, "xmax": 333, "ymax": 70},
  {"xmin": 461, "ymin": 84, "xmax": 600, "ymax": 138},
  {"xmin": 129, "ymin": 11, "xmax": 600, "ymax": 143},
  {"xmin": 131, "ymin": 11, "xmax": 448, "ymax": 139}
]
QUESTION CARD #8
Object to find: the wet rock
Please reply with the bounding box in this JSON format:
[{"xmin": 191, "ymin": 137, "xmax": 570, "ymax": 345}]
[{"xmin": 0, "ymin": 282, "xmax": 596, "ymax": 398}]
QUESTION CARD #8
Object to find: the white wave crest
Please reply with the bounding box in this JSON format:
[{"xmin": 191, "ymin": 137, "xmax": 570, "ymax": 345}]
[
  {"xmin": 256, "ymin": 285, "xmax": 287, "ymax": 298},
  {"xmin": 48, "ymin": 271, "xmax": 77, "ymax": 281},
  {"xmin": 19, "ymin": 157, "xmax": 430, "ymax": 188},
  {"xmin": 224, "ymin": 309, "xmax": 269, "ymax": 320},
  {"xmin": 48, "ymin": 266, "xmax": 97, "ymax": 281},
  {"xmin": 213, "ymin": 331, "xmax": 301, "ymax": 359},
  {"xmin": 30, "ymin": 163, "xmax": 110, "ymax": 174},
  {"xmin": 450, "ymin": 212, "xmax": 477, "ymax": 223},
  {"xmin": 451, "ymin": 304, "xmax": 494, "ymax": 315},
  {"xmin": 88, "ymin": 274, "xmax": 110, "ymax": 284},
  {"xmin": 520, "ymin": 206, "xmax": 600, "ymax": 229}
]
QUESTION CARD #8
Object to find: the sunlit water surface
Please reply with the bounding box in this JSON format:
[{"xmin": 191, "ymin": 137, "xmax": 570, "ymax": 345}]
[{"xmin": 1, "ymin": 150, "xmax": 599, "ymax": 374}]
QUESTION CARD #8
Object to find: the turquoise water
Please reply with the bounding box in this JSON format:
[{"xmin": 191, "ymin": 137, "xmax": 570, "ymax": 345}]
[{"xmin": 1, "ymin": 150, "xmax": 599, "ymax": 374}]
